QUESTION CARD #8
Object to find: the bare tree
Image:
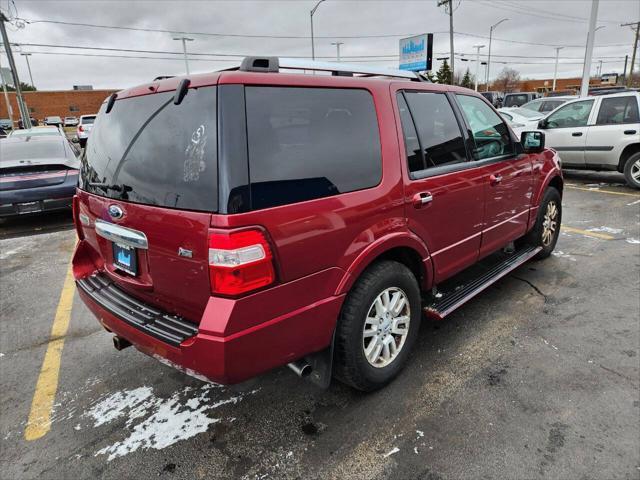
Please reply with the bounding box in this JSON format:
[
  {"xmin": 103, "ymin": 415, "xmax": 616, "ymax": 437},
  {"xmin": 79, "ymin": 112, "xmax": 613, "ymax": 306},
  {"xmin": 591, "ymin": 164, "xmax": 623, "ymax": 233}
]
[{"xmin": 494, "ymin": 67, "xmax": 521, "ymax": 93}]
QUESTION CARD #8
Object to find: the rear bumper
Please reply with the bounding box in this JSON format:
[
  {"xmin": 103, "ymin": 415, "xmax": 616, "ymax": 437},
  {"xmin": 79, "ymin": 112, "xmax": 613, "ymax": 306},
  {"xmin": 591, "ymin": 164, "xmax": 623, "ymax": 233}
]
[
  {"xmin": 73, "ymin": 242, "xmax": 344, "ymax": 384},
  {"xmin": 0, "ymin": 174, "xmax": 77, "ymax": 217}
]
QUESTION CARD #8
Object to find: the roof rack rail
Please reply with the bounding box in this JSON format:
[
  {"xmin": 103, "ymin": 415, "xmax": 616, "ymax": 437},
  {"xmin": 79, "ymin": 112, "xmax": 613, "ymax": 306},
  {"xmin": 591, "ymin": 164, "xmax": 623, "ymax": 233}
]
[{"xmin": 236, "ymin": 56, "xmax": 426, "ymax": 81}]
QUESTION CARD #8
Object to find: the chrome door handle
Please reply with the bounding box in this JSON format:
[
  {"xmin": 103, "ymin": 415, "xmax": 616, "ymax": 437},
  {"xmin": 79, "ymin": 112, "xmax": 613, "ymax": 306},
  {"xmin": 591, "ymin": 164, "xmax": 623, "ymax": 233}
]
[
  {"xmin": 489, "ymin": 174, "xmax": 502, "ymax": 185},
  {"xmin": 412, "ymin": 192, "xmax": 433, "ymax": 208}
]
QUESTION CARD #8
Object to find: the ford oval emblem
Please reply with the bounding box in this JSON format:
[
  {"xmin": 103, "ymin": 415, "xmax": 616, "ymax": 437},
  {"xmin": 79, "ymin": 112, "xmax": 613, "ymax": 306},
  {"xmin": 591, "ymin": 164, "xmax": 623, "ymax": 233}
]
[{"xmin": 108, "ymin": 204, "xmax": 124, "ymax": 220}]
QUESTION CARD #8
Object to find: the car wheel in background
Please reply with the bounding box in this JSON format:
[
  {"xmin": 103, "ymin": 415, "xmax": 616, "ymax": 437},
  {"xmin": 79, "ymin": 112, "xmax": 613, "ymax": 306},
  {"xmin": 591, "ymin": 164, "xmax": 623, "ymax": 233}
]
[
  {"xmin": 623, "ymin": 152, "xmax": 640, "ymax": 189},
  {"xmin": 333, "ymin": 260, "xmax": 421, "ymax": 391}
]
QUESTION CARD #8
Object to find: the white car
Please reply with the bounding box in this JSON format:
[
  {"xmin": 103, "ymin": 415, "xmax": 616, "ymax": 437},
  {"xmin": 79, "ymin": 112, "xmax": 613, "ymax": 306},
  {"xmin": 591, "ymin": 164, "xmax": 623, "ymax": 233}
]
[
  {"xmin": 9, "ymin": 126, "xmax": 65, "ymax": 138},
  {"xmin": 76, "ymin": 114, "xmax": 97, "ymax": 147},
  {"xmin": 498, "ymin": 107, "xmax": 545, "ymax": 129},
  {"xmin": 535, "ymin": 92, "xmax": 640, "ymax": 188},
  {"xmin": 520, "ymin": 96, "xmax": 577, "ymax": 114}
]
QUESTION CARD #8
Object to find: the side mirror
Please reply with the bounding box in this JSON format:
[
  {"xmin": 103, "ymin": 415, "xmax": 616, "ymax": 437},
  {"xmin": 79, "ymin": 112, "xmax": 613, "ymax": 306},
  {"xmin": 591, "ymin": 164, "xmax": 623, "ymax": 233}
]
[
  {"xmin": 521, "ymin": 131, "xmax": 545, "ymax": 154},
  {"xmin": 537, "ymin": 119, "xmax": 548, "ymax": 129}
]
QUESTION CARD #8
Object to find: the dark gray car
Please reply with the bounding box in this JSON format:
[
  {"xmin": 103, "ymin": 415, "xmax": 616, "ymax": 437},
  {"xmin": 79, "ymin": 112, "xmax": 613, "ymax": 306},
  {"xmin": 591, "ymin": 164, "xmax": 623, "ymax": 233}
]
[{"xmin": 0, "ymin": 136, "xmax": 80, "ymax": 217}]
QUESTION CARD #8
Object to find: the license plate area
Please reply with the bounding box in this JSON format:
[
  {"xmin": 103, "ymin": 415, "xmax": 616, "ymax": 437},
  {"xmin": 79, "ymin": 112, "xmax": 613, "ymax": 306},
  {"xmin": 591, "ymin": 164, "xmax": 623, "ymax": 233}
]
[
  {"xmin": 112, "ymin": 242, "xmax": 138, "ymax": 276},
  {"xmin": 17, "ymin": 201, "xmax": 42, "ymax": 214}
]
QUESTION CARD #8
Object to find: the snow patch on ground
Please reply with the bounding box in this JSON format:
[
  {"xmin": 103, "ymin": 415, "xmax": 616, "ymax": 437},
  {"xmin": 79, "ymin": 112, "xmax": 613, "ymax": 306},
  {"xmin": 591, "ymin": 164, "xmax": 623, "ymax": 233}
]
[
  {"xmin": 627, "ymin": 199, "xmax": 640, "ymax": 206},
  {"xmin": 86, "ymin": 383, "xmax": 256, "ymax": 461},
  {"xmin": 383, "ymin": 447, "xmax": 400, "ymax": 458},
  {"xmin": 587, "ymin": 226, "xmax": 623, "ymax": 234},
  {"xmin": 626, "ymin": 238, "xmax": 640, "ymax": 245},
  {"xmin": 552, "ymin": 251, "xmax": 577, "ymax": 261}
]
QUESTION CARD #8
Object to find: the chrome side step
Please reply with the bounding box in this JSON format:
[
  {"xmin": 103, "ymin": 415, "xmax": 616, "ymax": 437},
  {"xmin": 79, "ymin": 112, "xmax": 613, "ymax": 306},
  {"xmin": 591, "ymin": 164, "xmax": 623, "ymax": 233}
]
[{"xmin": 424, "ymin": 246, "xmax": 542, "ymax": 320}]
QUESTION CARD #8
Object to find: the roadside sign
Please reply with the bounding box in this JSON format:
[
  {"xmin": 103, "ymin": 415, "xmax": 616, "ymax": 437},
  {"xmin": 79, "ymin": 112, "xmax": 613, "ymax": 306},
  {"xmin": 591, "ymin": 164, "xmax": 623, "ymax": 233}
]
[{"xmin": 399, "ymin": 33, "xmax": 433, "ymax": 72}]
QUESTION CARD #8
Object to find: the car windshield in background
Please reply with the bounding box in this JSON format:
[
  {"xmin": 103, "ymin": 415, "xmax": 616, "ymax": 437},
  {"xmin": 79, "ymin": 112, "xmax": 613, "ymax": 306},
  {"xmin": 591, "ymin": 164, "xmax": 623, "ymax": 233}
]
[
  {"xmin": 10, "ymin": 127, "xmax": 61, "ymax": 137},
  {"xmin": 511, "ymin": 108, "xmax": 543, "ymax": 119},
  {"xmin": 80, "ymin": 87, "xmax": 217, "ymax": 212},
  {"xmin": 81, "ymin": 117, "xmax": 96, "ymax": 124}
]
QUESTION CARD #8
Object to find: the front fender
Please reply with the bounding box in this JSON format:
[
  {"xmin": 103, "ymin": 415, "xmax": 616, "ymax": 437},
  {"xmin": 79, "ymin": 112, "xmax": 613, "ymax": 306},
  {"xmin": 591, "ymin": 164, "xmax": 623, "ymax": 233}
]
[{"xmin": 335, "ymin": 231, "xmax": 433, "ymax": 296}]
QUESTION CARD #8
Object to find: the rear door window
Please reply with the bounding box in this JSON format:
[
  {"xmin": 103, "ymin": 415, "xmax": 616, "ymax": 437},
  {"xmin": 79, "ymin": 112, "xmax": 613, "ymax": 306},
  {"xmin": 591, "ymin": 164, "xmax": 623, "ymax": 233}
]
[
  {"xmin": 245, "ymin": 87, "xmax": 381, "ymax": 210},
  {"xmin": 596, "ymin": 96, "xmax": 640, "ymax": 125},
  {"xmin": 80, "ymin": 86, "xmax": 217, "ymax": 211},
  {"xmin": 456, "ymin": 94, "xmax": 514, "ymax": 160},
  {"xmin": 398, "ymin": 91, "xmax": 467, "ymax": 173}
]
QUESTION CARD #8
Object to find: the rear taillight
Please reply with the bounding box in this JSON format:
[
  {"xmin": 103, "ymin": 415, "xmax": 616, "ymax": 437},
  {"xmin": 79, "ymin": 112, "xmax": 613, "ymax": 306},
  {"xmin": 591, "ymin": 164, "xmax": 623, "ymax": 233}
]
[
  {"xmin": 72, "ymin": 195, "xmax": 84, "ymax": 240},
  {"xmin": 208, "ymin": 229, "xmax": 275, "ymax": 296},
  {"xmin": 78, "ymin": 125, "xmax": 84, "ymax": 132}
]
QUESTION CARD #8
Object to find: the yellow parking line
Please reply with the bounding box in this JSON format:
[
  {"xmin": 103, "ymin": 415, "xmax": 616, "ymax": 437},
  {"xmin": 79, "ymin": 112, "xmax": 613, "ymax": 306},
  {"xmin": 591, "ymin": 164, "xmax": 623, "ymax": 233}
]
[
  {"xmin": 561, "ymin": 226, "xmax": 614, "ymax": 240},
  {"xmin": 24, "ymin": 263, "xmax": 75, "ymax": 441},
  {"xmin": 566, "ymin": 185, "xmax": 640, "ymax": 198}
]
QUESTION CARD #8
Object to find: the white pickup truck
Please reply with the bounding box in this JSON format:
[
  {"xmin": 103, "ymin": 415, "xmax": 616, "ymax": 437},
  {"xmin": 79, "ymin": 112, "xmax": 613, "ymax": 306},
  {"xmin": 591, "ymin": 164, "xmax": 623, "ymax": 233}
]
[{"xmin": 512, "ymin": 92, "xmax": 640, "ymax": 188}]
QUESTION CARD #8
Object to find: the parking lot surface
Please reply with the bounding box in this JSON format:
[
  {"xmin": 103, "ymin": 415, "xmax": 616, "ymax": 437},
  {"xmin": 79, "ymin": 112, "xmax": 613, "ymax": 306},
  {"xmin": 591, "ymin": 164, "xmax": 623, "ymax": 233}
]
[{"xmin": 1, "ymin": 171, "xmax": 639, "ymax": 480}]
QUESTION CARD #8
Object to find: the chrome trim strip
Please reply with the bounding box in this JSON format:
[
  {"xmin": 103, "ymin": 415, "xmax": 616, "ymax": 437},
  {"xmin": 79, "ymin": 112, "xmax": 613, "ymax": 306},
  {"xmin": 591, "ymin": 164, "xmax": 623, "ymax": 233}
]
[{"xmin": 95, "ymin": 219, "xmax": 148, "ymax": 249}]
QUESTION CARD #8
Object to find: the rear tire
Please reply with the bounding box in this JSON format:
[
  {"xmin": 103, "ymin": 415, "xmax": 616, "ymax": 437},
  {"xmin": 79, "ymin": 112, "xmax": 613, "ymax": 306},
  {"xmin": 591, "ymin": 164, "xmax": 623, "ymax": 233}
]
[
  {"xmin": 333, "ymin": 261, "xmax": 421, "ymax": 392},
  {"xmin": 623, "ymin": 152, "xmax": 640, "ymax": 189},
  {"xmin": 523, "ymin": 187, "xmax": 562, "ymax": 259}
]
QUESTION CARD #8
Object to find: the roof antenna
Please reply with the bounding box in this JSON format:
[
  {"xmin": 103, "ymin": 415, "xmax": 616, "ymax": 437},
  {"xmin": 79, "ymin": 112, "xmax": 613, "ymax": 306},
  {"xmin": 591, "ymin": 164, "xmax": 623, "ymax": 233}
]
[{"xmin": 174, "ymin": 78, "xmax": 191, "ymax": 105}]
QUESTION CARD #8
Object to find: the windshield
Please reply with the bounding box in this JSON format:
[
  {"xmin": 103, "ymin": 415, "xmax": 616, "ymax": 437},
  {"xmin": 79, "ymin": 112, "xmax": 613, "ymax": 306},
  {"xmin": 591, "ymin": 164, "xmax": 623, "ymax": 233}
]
[
  {"xmin": 511, "ymin": 108, "xmax": 542, "ymax": 119},
  {"xmin": 81, "ymin": 116, "xmax": 95, "ymax": 124},
  {"xmin": 80, "ymin": 86, "xmax": 217, "ymax": 212},
  {"xmin": 11, "ymin": 128, "xmax": 60, "ymax": 137}
]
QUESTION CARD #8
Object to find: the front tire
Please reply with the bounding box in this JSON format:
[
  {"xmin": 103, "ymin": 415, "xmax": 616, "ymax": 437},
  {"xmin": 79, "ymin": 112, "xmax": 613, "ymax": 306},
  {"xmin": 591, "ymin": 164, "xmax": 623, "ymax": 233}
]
[
  {"xmin": 524, "ymin": 187, "xmax": 562, "ymax": 259},
  {"xmin": 333, "ymin": 261, "xmax": 421, "ymax": 391},
  {"xmin": 623, "ymin": 152, "xmax": 640, "ymax": 189}
]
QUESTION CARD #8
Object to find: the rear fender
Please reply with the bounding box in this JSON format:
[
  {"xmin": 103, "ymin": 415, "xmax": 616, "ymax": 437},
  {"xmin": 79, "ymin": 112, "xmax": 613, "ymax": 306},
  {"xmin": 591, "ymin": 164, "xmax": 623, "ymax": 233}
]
[{"xmin": 335, "ymin": 231, "xmax": 433, "ymax": 296}]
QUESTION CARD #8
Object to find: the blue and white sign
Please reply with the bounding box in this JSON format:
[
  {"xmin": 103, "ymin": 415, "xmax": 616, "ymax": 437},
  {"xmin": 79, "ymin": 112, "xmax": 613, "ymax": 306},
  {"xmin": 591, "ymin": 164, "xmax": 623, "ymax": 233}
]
[{"xmin": 399, "ymin": 34, "xmax": 433, "ymax": 72}]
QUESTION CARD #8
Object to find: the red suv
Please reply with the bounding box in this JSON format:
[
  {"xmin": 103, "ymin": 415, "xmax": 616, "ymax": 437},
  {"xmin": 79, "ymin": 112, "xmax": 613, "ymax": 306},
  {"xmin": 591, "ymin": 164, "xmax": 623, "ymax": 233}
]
[{"xmin": 73, "ymin": 57, "xmax": 563, "ymax": 391}]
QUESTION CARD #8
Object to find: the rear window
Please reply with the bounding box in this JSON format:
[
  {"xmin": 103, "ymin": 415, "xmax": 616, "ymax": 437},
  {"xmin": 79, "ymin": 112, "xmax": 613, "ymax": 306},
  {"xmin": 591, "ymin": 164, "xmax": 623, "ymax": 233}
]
[
  {"xmin": 504, "ymin": 95, "xmax": 528, "ymax": 107},
  {"xmin": 245, "ymin": 87, "xmax": 381, "ymax": 210},
  {"xmin": 81, "ymin": 116, "xmax": 95, "ymax": 125},
  {"xmin": 80, "ymin": 87, "xmax": 217, "ymax": 212}
]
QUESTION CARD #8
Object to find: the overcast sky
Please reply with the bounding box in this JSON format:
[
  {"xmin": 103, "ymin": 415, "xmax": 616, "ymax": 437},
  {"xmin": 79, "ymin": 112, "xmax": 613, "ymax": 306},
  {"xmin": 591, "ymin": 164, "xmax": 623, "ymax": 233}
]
[{"xmin": 0, "ymin": 0, "xmax": 638, "ymax": 91}]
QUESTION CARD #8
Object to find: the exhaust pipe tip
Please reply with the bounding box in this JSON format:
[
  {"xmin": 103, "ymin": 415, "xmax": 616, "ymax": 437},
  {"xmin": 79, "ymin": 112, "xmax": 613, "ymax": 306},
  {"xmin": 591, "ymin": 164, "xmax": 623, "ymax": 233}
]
[
  {"xmin": 113, "ymin": 335, "xmax": 132, "ymax": 351},
  {"xmin": 287, "ymin": 360, "xmax": 312, "ymax": 378}
]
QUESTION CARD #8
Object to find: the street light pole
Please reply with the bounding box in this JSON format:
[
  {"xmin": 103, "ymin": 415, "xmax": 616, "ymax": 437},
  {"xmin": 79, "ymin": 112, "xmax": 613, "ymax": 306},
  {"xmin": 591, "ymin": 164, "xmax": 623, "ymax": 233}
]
[
  {"xmin": 331, "ymin": 41, "xmax": 343, "ymax": 61},
  {"xmin": 310, "ymin": 0, "xmax": 325, "ymax": 61},
  {"xmin": 552, "ymin": 47, "xmax": 563, "ymax": 91},
  {"xmin": 21, "ymin": 53, "xmax": 34, "ymax": 88},
  {"xmin": 172, "ymin": 36, "xmax": 194, "ymax": 75},
  {"xmin": 473, "ymin": 44, "xmax": 485, "ymax": 91},
  {"xmin": 486, "ymin": 18, "xmax": 508, "ymax": 92},
  {"xmin": 0, "ymin": 54, "xmax": 14, "ymax": 125},
  {"xmin": 580, "ymin": 0, "xmax": 599, "ymax": 97}
]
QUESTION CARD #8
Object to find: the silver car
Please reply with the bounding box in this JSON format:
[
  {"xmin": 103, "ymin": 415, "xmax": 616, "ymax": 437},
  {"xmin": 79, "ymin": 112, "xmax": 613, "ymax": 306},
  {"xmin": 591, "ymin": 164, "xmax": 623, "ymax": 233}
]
[{"xmin": 76, "ymin": 114, "xmax": 97, "ymax": 147}]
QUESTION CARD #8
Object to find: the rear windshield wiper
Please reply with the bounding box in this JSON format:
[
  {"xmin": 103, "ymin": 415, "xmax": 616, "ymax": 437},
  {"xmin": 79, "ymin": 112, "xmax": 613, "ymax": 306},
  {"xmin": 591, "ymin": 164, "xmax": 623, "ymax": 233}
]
[{"xmin": 88, "ymin": 182, "xmax": 122, "ymax": 192}]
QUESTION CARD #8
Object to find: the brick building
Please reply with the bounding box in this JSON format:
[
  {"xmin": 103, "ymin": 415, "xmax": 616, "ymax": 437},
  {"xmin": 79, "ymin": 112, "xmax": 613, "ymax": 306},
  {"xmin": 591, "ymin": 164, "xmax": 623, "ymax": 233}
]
[{"xmin": 0, "ymin": 89, "xmax": 118, "ymax": 123}]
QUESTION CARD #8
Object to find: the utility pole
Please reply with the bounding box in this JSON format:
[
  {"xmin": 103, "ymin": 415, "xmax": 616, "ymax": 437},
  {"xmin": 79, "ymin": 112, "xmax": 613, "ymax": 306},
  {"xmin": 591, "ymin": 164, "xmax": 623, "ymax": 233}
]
[
  {"xmin": 552, "ymin": 47, "xmax": 563, "ymax": 91},
  {"xmin": 621, "ymin": 21, "xmax": 640, "ymax": 87},
  {"xmin": 622, "ymin": 54, "xmax": 628, "ymax": 84},
  {"xmin": 0, "ymin": 12, "xmax": 31, "ymax": 129},
  {"xmin": 310, "ymin": 0, "xmax": 325, "ymax": 61},
  {"xmin": 0, "ymin": 54, "xmax": 14, "ymax": 125},
  {"xmin": 438, "ymin": 0, "xmax": 455, "ymax": 84},
  {"xmin": 596, "ymin": 59, "xmax": 603, "ymax": 77},
  {"xmin": 473, "ymin": 44, "xmax": 485, "ymax": 91},
  {"xmin": 580, "ymin": 0, "xmax": 599, "ymax": 97},
  {"xmin": 331, "ymin": 42, "xmax": 343, "ymax": 62},
  {"xmin": 172, "ymin": 36, "xmax": 194, "ymax": 75},
  {"xmin": 21, "ymin": 53, "xmax": 34, "ymax": 88},
  {"xmin": 486, "ymin": 18, "xmax": 509, "ymax": 92}
]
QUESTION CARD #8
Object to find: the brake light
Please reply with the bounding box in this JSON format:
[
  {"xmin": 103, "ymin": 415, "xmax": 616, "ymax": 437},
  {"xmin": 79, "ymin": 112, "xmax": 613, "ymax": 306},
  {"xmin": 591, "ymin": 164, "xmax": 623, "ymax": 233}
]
[
  {"xmin": 78, "ymin": 125, "xmax": 84, "ymax": 132},
  {"xmin": 72, "ymin": 195, "xmax": 84, "ymax": 240},
  {"xmin": 208, "ymin": 229, "xmax": 275, "ymax": 296}
]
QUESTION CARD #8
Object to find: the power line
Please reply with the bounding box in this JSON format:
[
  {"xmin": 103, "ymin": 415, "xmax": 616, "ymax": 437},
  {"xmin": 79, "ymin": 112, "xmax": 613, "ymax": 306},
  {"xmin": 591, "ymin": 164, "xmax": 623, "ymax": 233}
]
[
  {"xmin": 15, "ymin": 16, "xmax": 629, "ymax": 48},
  {"xmin": 477, "ymin": 0, "xmax": 624, "ymax": 25}
]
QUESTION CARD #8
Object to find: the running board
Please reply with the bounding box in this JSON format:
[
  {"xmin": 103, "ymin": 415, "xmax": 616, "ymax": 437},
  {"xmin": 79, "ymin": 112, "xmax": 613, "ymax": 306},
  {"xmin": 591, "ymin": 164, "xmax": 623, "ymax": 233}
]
[{"xmin": 424, "ymin": 246, "xmax": 542, "ymax": 320}]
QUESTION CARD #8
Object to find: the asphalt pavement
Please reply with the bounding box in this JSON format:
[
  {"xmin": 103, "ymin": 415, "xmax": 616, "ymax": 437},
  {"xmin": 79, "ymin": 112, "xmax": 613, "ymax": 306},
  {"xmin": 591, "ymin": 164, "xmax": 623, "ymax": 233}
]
[{"xmin": 1, "ymin": 170, "xmax": 639, "ymax": 480}]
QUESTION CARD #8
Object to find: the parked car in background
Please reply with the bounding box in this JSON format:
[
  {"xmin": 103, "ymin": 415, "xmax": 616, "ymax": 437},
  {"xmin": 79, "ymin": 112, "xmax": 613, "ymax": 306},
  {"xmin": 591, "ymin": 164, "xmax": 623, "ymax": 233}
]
[
  {"xmin": 0, "ymin": 118, "xmax": 13, "ymax": 131},
  {"xmin": 17, "ymin": 117, "xmax": 39, "ymax": 129},
  {"xmin": 64, "ymin": 116, "xmax": 79, "ymax": 127},
  {"xmin": 480, "ymin": 91, "xmax": 504, "ymax": 108},
  {"xmin": 76, "ymin": 114, "xmax": 96, "ymax": 147},
  {"xmin": 535, "ymin": 92, "xmax": 640, "ymax": 188},
  {"xmin": 521, "ymin": 96, "xmax": 576, "ymax": 114},
  {"xmin": 0, "ymin": 135, "xmax": 79, "ymax": 217},
  {"xmin": 498, "ymin": 107, "xmax": 545, "ymax": 130},
  {"xmin": 0, "ymin": 126, "xmax": 7, "ymax": 138},
  {"xmin": 44, "ymin": 116, "xmax": 63, "ymax": 127},
  {"xmin": 503, "ymin": 92, "xmax": 541, "ymax": 108},
  {"xmin": 9, "ymin": 126, "xmax": 66, "ymax": 138},
  {"xmin": 73, "ymin": 57, "xmax": 563, "ymax": 392}
]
